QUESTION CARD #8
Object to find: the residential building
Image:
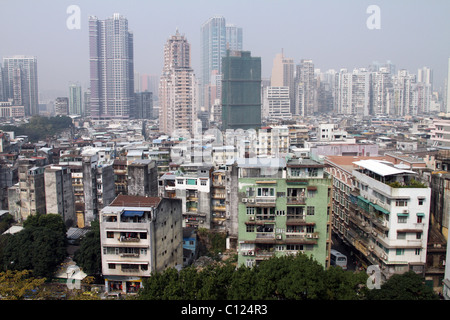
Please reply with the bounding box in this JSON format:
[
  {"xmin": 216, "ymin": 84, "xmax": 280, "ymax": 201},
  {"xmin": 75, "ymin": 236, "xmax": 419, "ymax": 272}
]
[
  {"xmin": 2, "ymin": 56, "xmax": 39, "ymax": 116},
  {"xmin": 263, "ymin": 86, "xmax": 291, "ymax": 120},
  {"xmin": 134, "ymin": 90, "xmax": 153, "ymax": 119},
  {"xmin": 236, "ymin": 157, "xmax": 332, "ymax": 268},
  {"xmin": 183, "ymin": 227, "xmax": 199, "ymax": 266},
  {"xmin": 430, "ymin": 117, "xmax": 450, "ymax": 148},
  {"xmin": 44, "ymin": 165, "xmax": 76, "ymax": 227},
  {"xmin": 159, "ymin": 30, "xmax": 197, "ymax": 135},
  {"xmin": 89, "ymin": 13, "xmax": 135, "ymax": 120},
  {"xmin": 270, "ymin": 52, "xmax": 295, "ymax": 110},
  {"xmin": 8, "ymin": 158, "xmax": 46, "ymax": 222},
  {"xmin": 100, "ymin": 195, "xmax": 183, "ymax": 294},
  {"xmin": 127, "ymin": 159, "xmax": 158, "ymax": 197},
  {"xmin": 55, "ymin": 97, "xmax": 69, "ymax": 115},
  {"xmin": 82, "ymin": 150, "xmax": 115, "ymax": 227},
  {"xmin": 0, "ymin": 101, "xmax": 25, "ymax": 118},
  {"xmin": 69, "ymin": 83, "xmax": 83, "ymax": 116},
  {"xmin": 221, "ymin": 50, "xmax": 261, "ymax": 131},
  {"xmin": 326, "ymin": 157, "xmax": 431, "ymax": 281},
  {"xmin": 295, "ymin": 59, "xmax": 316, "ymax": 116}
]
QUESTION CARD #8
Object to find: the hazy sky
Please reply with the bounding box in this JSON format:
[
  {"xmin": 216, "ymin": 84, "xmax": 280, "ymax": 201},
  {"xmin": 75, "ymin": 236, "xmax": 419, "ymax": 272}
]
[{"xmin": 1, "ymin": 0, "xmax": 449, "ymax": 99}]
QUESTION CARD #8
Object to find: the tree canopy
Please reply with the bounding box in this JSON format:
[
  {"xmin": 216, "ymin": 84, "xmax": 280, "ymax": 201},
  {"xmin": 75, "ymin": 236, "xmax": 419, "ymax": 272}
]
[
  {"xmin": 0, "ymin": 115, "xmax": 73, "ymax": 142},
  {"xmin": 365, "ymin": 270, "xmax": 439, "ymax": 300},
  {"xmin": 138, "ymin": 254, "xmax": 369, "ymax": 300},
  {"xmin": 1, "ymin": 214, "xmax": 67, "ymax": 278},
  {"xmin": 73, "ymin": 220, "xmax": 102, "ymax": 276}
]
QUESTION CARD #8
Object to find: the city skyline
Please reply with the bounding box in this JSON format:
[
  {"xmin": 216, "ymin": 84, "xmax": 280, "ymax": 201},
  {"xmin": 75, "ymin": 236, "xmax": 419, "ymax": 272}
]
[{"xmin": 1, "ymin": 0, "xmax": 449, "ymax": 99}]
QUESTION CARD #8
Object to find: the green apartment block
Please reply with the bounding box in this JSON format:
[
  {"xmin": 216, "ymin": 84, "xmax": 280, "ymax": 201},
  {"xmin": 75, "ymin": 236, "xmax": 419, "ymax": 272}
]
[{"xmin": 236, "ymin": 158, "xmax": 332, "ymax": 268}]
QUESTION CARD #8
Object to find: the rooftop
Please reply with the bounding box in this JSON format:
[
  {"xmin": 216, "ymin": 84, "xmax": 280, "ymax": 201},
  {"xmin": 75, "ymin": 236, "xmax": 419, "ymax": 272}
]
[
  {"xmin": 110, "ymin": 194, "xmax": 162, "ymax": 208},
  {"xmin": 352, "ymin": 159, "xmax": 416, "ymax": 177}
]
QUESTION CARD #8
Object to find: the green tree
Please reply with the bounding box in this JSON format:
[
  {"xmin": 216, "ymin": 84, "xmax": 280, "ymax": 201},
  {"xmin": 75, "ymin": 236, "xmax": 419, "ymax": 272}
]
[
  {"xmin": 0, "ymin": 270, "xmax": 46, "ymax": 300},
  {"xmin": 73, "ymin": 220, "xmax": 102, "ymax": 275},
  {"xmin": 324, "ymin": 266, "xmax": 368, "ymax": 300},
  {"xmin": 366, "ymin": 271, "xmax": 439, "ymax": 300},
  {"xmin": 227, "ymin": 265, "xmax": 258, "ymax": 300},
  {"xmin": 1, "ymin": 214, "xmax": 67, "ymax": 278}
]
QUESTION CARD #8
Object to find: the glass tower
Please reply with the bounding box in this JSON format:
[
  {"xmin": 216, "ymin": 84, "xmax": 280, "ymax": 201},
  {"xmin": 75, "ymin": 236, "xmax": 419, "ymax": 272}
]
[{"xmin": 221, "ymin": 50, "xmax": 261, "ymax": 131}]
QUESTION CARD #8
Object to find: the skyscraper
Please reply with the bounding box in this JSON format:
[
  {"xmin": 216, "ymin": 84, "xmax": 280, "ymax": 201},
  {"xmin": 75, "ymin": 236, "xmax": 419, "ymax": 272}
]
[
  {"xmin": 225, "ymin": 24, "xmax": 243, "ymax": 51},
  {"xmin": 89, "ymin": 13, "xmax": 134, "ymax": 120},
  {"xmin": 69, "ymin": 83, "xmax": 83, "ymax": 116},
  {"xmin": 201, "ymin": 16, "xmax": 243, "ymax": 111},
  {"xmin": 159, "ymin": 30, "xmax": 197, "ymax": 135},
  {"xmin": 295, "ymin": 59, "xmax": 316, "ymax": 116},
  {"xmin": 201, "ymin": 16, "xmax": 226, "ymax": 110},
  {"xmin": 270, "ymin": 52, "xmax": 295, "ymax": 113},
  {"xmin": 2, "ymin": 56, "xmax": 39, "ymax": 116},
  {"xmin": 221, "ymin": 50, "xmax": 261, "ymax": 130}
]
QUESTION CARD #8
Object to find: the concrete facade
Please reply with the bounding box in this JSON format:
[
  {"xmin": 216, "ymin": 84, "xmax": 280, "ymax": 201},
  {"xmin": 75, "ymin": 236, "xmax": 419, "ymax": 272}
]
[
  {"xmin": 236, "ymin": 158, "xmax": 332, "ymax": 268},
  {"xmin": 44, "ymin": 165, "xmax": 76, "ymax": 227},
  {"xmin": 127, "ymin": 159, "xmax": 158, "ymax": 197},
  {"xmin": 100, "ymin": 195, "xmax": 183, "ymax": 294}
]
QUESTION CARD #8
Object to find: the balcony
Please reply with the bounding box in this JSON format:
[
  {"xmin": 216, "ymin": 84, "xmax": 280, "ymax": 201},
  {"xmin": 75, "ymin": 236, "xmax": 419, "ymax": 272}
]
[{"xmin": 286, "ymin": 196, "xmax": 306, "ymax": 205}]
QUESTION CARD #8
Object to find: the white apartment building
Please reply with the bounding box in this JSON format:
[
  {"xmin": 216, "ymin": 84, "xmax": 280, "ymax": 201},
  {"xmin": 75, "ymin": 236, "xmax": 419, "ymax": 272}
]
[
  {"xmin": 430, "ymin": 118, "xmax": 450, "ymax": 148},
  {"xmin": 351, "ymin": 159, "xmax": 431, "ymax": 280},
  {"xmin": 263, "ymin": 86, "xmax": 292, "ymax": 120},
  {"xmin": 257, "ymin": 126, "xmax": 289, "ymax": 157},
  {"xmin": 100, "ymin": 195, "xmax": 183, "ymax": 294}
]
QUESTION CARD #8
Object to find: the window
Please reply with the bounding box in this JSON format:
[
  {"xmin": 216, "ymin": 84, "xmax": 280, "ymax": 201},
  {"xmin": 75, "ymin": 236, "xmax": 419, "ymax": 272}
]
[
  {"xmin": 416, "ymin": 232, "xmax": 422, "ymax": 240},
  {"xmin": 246, "ymin": 225, "xmax": 255, "ymax": 232},
  {"xmin": 287, "ymin": 244, "xmax": 304, "ymax": 251},
  {"xmin": 418, "ymin": 198, "xmax": 424, "ymax": 205},
  {"xmin": 257, "ymin": 187, "xmax": 275, "ymax": 197},
  {"xmin": 398, "ymin": 216, "xmax": 407, "ymax": 223},
  {"xmin": 395, "ymin": 200, "xmax": 407, "ymax": 206},
  {"xmin": 307, "ymin": 206, "xmax": 315, "ymax": 216},
  {"xmin": 308, "ymin": 168, "xmax": 318, "ymax": 177},
  {"xmin": 200, "ymin": 180, "xmax": 207, "ymax": 186},
  {"xmin": 415, "ymin": 248, "xmax": 421, "ymax": 255},
  {"xmin": 177, "ymin": 179, "xmax": 184, "ymax": 184},
  {"xmin": 247, "ymin": 207, "xmax": 255, "ymax": 215},
  {"xmin": 397, "ymin": 232, "xmax": 406, "ymax": 240},
  {"xmin": 107, "ymin": 232, "xmax": 114, "ymax": 238},
  {"xmin": 396, "ymin": 249, "xmax": 404, "ymax": 255},
  {"xmin": 417, "ymin": 216, "xmax": 423, "ymax": 223},
  {"xmin": 246, "ymin": 187, "xmax": 255, "ymax": 197}
]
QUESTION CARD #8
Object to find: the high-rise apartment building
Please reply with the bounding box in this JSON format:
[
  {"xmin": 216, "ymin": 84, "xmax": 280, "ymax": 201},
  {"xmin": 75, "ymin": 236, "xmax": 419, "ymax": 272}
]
[
  {"xmin": 158, "ymin": 30, "xmax": 197, "ymax": 135},
  {"xmin": 221, "ymin": 50, "xmax": 261, "ymax": 130},
  {"xmin": 201, "ymin": 16, "xmax": 243, "ymax": 110},
  {"xmin": 2, "ymin": 56, "xmax": 39, "ymax": 116},
  {"xmin": 270, "ymin": 52, "xmax": 295, "ymax": 111},
  {"xmin": 69, "ymin": 83, "xmax": 83, "ymax": 116},
  {"xmin": 326, "ymin": 157, "xmax": 431, "ymax": 281},
  {"xmin": 100, "ymin": 195, "xmax": 183, "ymax": 294},
  {"xmin": 236, "ymin": 158, "xmax": 332, "ymax": 268},
  {"xmin": 89, "ymin": 14, "xmax": 134, "ymax": 120},
  {"xmin": 263, "ymin": 86, "xmax": 291, "ymax": 120},
  {"xmin": 44, "ymin": 165, "xmax": 76, "ymax": 228},
  {"xmin": 295, "ymin": 59, "xmax": 316, "ymax": 116},
  {"xmin": 134, "ymin": 91, "xmax": 153, "ymax": 119},
  {"xmin": 54, "ymin": 97, "xmax": 69, "ymax": 115},
  {"xmin": 334, "ymin": 68, "xmax": 371, "ymax": 117},
  {"xmin": 8, "ymin": 158, "xmax": 46, "ymax": 222}
]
